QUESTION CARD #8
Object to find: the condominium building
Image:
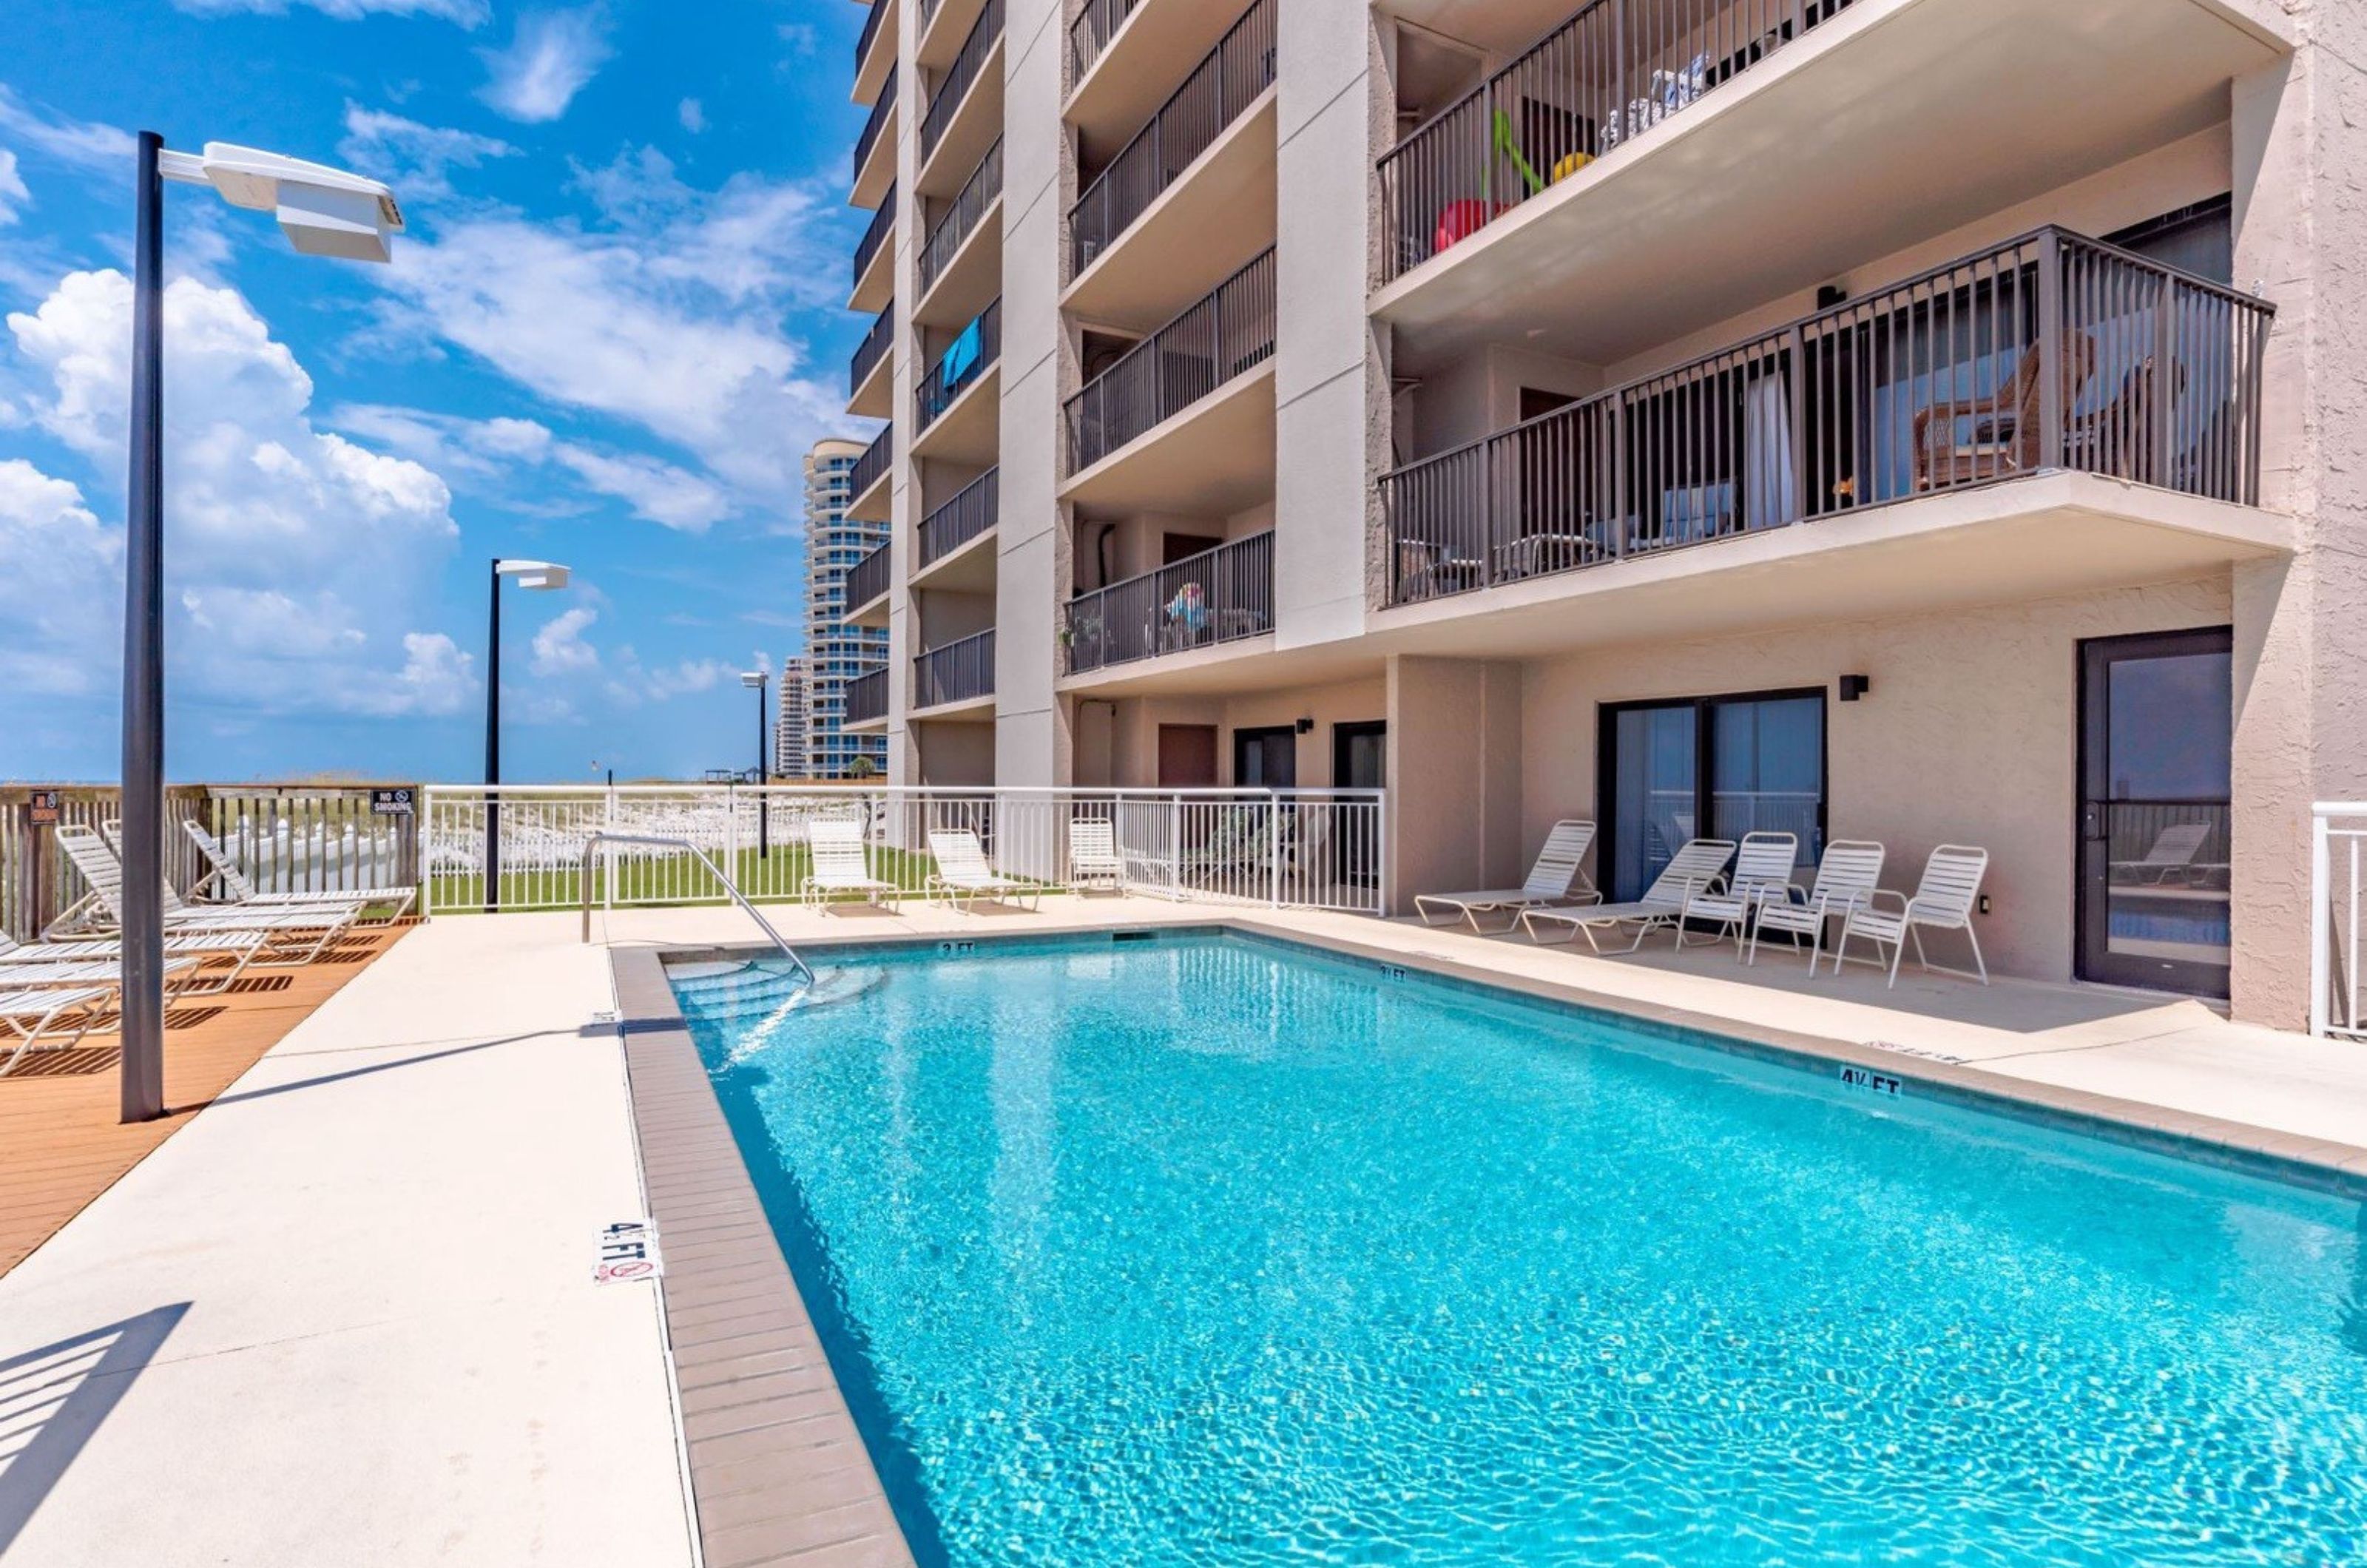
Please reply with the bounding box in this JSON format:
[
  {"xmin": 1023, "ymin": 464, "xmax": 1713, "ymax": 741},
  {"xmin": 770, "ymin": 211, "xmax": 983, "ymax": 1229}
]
[
  {"xmin": 839, "ymin": 0, "xmax": 2364, "ymax": 1026},
  {"xmin": 802, "ymin": 437, "xmax": 891, "ymax": 780},
  {"xmin": 775, "ymin": 656, "xmax": 811, "ymax": 780}
]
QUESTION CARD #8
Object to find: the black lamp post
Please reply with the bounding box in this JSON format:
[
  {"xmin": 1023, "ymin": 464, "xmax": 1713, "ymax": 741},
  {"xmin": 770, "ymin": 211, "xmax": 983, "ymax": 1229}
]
[
  {"xmin": 482, "ymin": 558, "xmax": 571, "ymax": 910},
  {"xmin": 741, "ymin": 669, "xmax": 770, "ymax": 859}
]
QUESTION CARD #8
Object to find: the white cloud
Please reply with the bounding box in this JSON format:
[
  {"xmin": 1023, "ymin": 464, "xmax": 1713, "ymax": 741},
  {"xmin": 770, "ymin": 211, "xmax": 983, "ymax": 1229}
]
[
  {"xmin": 530, "ymin": 605, "xmax": 600, "ymax": 675},
  {"xmin": 0, "ymin": 149, "xmax": 27, "ymax": 226},
  {"xmin": 478, "ymin": 8, "xmax": 615, "ymax": 124},
  {"xmin": 551, "ymin": 442, "xmax": 730, "ymax": 532},
  {"xmin": 329, "ymin": 403, "xmax": 555, "ymax": 484},
  {"xmin": 0, "ymin": 87, "xmax": 135, "ymax": 174},
  {"xmin": 175, "ymin": 0, "xmax": 489, "ymax": 19},
  {"xmin": 0, "ymin": 459, "xmax": 121, "ymax": 697},
  {"xmin": 677, "ymin": 98, "xmax": 706, "ymax": 134},
  {"xmin": 337, "ymin": 105, "xmax": 516, "ymax": 201}
]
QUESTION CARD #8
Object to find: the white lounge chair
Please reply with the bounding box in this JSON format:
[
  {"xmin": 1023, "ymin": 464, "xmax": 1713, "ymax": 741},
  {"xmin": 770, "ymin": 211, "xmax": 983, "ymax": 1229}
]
[
  {"xmin": 801, "ymin": 819, "xmax": 899, "ymax": 909},
  {"xmin": 0, "ymin": 944, "xmax": 197, "ymax": 995},
  {"xmin": 925, "ymin": 829, "xmax": 1041, "ymax": 912},
  {"xmin": 2110, "ymin": 822, "xmax": 2213, "ymax": 886},
  {"xmin": 1835, "ymin": 844, "xmax": 1991, "ymax": 987},
  {"xmin": 1519, "ymin": 839, "xmax": 1736, "ymax": 952},
  {"xmin": 1415, "ymin": 820, "xmax": 1599, "ymax": 932},
  {"xmin": 1678, "ymin": 831, "xmax": 1799, "ymax": 953},
  {"xmin": 53, "ymin": 826, "xmax": 357, "ymax": 966},
  {"xmin": 1, "ymin": 985, "xmax": 112, "ymax": 1078},
  {"xmin": 183, "ymin": 820, "xmax": 414, "ymax": 922},
  {"xmin": 1068, "ymin": 819, "xmax": 1124, "ymax": 893},
  {"xmin": 1747, "ymin": 840, "xmax": 1887, "ymax": 973},
  {"xmin": 1, "ymin": 929, "xmax": 269, "ymax": 996}
]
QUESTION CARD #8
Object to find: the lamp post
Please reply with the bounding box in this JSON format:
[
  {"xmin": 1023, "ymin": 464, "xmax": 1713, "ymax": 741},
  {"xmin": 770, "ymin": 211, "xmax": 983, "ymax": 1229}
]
[
  {"xmin": 117, "ymin": 135, "xmax": 405, "ymax": 1125},
  {"xmin": 483, "ymin": 559, "xmax": 572, "ymax": 910},
  {"xmin": 740, "ymin": 669, "xmax": 770, "ymax": 860}
]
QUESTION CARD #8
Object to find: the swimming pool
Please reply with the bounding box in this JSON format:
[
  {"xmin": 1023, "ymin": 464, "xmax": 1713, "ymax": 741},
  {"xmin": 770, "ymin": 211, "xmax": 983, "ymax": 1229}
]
[{"xmin": 670, "ymin": 931, "xmax": 2366, "ymax": 1566}]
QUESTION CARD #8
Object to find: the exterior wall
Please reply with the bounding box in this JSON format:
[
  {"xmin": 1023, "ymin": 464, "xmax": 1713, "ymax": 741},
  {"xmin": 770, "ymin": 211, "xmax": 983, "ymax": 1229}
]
[
  {"xmin": 774, "ymin": 657, "xmax": 810, "ymax": 779},
  {"xmin": 883, "ymin": 0, "xmax": 924, "ymax": 788},
  {"xmin": 914, "ymin": 720, "xmax": 996, "ymax": 786},
  {"xmin": 1089, "ymin": 677, "xmax": 1386, "ymax": 789},
  {"xmin": 1388, "ymin": 657, "xmax": 1523, "ymax": 916},
  {"xmin": 1516, "ymin": 577, "xmax": 2232, "ymax": 984},
  {"xmin": 800, "ymin": 440, "xmax": 888, "ymax": 780}
]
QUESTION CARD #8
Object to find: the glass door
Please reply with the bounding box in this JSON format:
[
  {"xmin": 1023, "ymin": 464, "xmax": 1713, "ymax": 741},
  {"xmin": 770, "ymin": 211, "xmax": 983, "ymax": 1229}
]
[
  {"xmin": 2078, "ymin": 629, "xmax": 2233, "ymax": 996},
  {"xmin": 1602, "ymin": 690, "xmax": 1826, "ymax": 902},
  {"xmin": 1604, "ymin": 703, "xmax": 1698, "ymax": 903},
  {"xmin": 1331, "ymin": 721, "xmax": 1385, "ymax": 889}
]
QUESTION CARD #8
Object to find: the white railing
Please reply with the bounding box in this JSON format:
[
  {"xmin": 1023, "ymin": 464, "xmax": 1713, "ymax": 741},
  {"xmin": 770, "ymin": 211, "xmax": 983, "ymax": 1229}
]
[
  {"xmin": 419, "ymin": 785, "xmax": 1386, "ymax": 918},
  {"xmin": 2312, "ymin": 802, "xmax": 2366, "ymax": 1040}
]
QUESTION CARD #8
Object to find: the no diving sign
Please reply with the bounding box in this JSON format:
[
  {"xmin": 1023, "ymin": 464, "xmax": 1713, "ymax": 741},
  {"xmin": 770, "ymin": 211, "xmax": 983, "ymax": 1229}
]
[{"xmin": 595, "ymin": 1219, "xmax": 663, "ymax": 1285}]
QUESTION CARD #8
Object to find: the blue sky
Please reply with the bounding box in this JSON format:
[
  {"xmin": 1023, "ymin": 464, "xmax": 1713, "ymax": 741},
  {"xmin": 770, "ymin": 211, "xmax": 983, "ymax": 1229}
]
[{"xmin": 0, "ymin": 0, "xmax": 873, "ymax": 784}]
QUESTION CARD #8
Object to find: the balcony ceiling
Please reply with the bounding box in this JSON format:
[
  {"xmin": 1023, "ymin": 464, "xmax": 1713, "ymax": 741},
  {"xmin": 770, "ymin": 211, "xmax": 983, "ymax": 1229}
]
[
  {"xmin": 1069, "ymin": 0, "xmax": 1257, "ymax": 150},
  {"xmin": 1374, "ymin": 0, "xmax": 2286, "ymax": 372},
  {"xmin": 1380, "ymin": 0, "xmax": 1597, "ymax": 60}
]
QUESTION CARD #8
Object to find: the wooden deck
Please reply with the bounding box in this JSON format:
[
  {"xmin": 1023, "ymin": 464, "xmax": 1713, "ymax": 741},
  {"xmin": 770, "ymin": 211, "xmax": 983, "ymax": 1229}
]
[{"xmin": 0, "ymin": 922, "xmax": 413, "ymax": 1277}]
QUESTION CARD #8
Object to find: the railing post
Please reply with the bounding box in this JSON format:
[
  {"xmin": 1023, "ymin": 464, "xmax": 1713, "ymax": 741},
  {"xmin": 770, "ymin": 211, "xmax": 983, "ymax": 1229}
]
[
  {"xmin": 2152, "ymin": 268, "xmax": 2176, "ymax": 487},
  {"xmin": 1269, "ymin": 792, "xmax": 1282, "ymax": 907},
  {"xmin": 2311, "ymin": 808, "xmax": 2331, "ymax": 1038},
  {"xmin": 1609, "ymin": 398, "xmax": 1627, "ymax": 559},
  {"xmin": 1786, "ymin": 323, "xmax": 1809, "ymax": 525},
  {"xmin": 2036, "ymin": 229, "xmax": 2065, "ymax": 473}
]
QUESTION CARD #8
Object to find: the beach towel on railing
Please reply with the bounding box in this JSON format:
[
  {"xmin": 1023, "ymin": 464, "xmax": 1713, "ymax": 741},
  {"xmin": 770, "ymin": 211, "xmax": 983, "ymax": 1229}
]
[{"xmin": 942, "ymin": 316, "xmax": 984, "ymax": 390}]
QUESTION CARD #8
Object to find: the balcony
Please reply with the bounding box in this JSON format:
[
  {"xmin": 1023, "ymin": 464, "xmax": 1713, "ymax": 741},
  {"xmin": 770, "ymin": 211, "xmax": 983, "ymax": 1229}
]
[
  {"xmin": 851, "ymin": 64, "xmax": 897, "ymax": 209},
  {"xmin": 1067, "ymin": 0, "xmax": 1275, "ymax": 331},
  {"xmin": 1067, "ymin": 0, "xmax": 1255, "ymax": 154},
  {"xmin": 849, "ymin": 181, "xmax": 895, "ymax": 313},
  {"xmin": 914, "ymin": 468, "xmax": 999, "ymax": 592},
  {"xmin": 844, "ymin": 667, "xmax": 889, "ymax": 730},
  {"xmin": 1371, "ymin": 0, "xmax": 2286, "ymax": 369},
  {"xmin": 917, "ymin": 138, "xmax": 1002, "ymax": 327},
  {"xmin": 915, "ymin": 298, "xmax": 1001, "ymax": 464},
  {"xmin": 1064, "ymin": 530, "xmax": 1273, "ymax": 677},
  {"xmin": 914, "ymin": 628, "xmax": 996, "ymax": 714},
  {"xmin": 1069, "ymin": 0, "xmax": 1139, "ymax": 84},
  {"xmin": 847, "ymin": 300, "xmax": 894, "ymax": 418},
  {"xmin": 844, "ymin": 541, "xmax": 893, "ymax": 629},
  {"xmin": 1379, "ymin": 229, "xmax": 2283, "ymax": 638},
  {"xmin": 852, "ymin": 0, "xmax": 894, "ymax": 107},
  {"xmin": 918, "ymin": 0, "xmax": 1003, "ymax": 197},
  {"xmin": 848, "ymin": 424, "xmax": 893, "ymax": 522},
  {"xmin": 1061, "ymin": 248, "xmax": 1274, "ymax": 514}
]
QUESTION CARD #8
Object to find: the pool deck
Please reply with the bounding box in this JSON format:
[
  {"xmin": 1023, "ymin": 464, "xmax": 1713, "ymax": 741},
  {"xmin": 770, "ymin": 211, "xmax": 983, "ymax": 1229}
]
[{"xmin": 2, "ymin": 894, "xmax": 2362, "ymax": 1564}]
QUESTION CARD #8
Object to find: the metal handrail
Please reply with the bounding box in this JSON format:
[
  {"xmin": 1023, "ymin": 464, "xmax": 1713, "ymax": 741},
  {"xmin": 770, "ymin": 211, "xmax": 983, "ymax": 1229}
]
[{"xmin": 578, "ymin": 831, "xmax": 816, "ymax": 987}]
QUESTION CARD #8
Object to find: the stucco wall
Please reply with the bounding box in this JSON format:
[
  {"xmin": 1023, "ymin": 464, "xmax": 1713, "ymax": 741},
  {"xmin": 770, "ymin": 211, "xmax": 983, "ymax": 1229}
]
[
  {"xmin": 1389, "ymin": 656, "xmax": 1524, "ymax": 915},
  {"xmin": 1089, "ymin": 677, "xmax": 1388, "ymax": 788}
]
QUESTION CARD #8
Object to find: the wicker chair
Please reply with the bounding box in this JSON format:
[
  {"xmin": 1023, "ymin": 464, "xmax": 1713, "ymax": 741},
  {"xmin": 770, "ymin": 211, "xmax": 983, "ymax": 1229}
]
[{"xmin": 1912, "ymin": 333, "xmax": 2097, "ymax": 491}]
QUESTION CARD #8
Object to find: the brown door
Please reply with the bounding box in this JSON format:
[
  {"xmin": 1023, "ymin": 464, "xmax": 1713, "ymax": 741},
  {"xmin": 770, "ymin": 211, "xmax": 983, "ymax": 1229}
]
[{"xmin": 1157, "ymin": 724, "xmax": 1218, "ymax": 788}]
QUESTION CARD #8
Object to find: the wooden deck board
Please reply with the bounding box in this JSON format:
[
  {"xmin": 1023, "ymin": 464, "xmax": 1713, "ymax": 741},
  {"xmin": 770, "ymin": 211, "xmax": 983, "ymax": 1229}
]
[{"xmin": 0, "ymin": 922, "xmax": 412, "ymax": 1277}]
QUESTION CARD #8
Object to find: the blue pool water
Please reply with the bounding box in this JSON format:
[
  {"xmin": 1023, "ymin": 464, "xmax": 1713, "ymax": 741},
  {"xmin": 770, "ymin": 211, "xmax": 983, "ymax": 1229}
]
[{"xmin": 671, "ymin": 933, "xmax": 2367, "ymax": 1566}]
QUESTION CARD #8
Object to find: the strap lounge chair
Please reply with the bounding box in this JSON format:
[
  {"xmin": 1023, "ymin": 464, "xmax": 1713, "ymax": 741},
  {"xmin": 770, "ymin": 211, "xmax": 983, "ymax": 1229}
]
[
  {"xmin": 1068, "ymin": 819, "xmax": 1124, "ymax": 892},
  {"xmin": 183, "ymin": 820, "xmax": 415, "ymax": 922},
  {"xmin": 1678, "ymin": 831, "xmax": 1799, "ymax": 953},
  {"xmin": 0, "ymin": 946, "xmax": 197, "ymax": 995},
  {"xmin": 1, "ymin": 929, "xmax": 269, "ymax": 996},
  {"xmin": 2110, "ymin": 822, "xmax": 2213, "ymax": 886},
  {"xmin": 1747, "ymin": 840, "xmax": 1887, "ymax": 973},
  {"xmin": 1415, "ymin": 820, "xmax": 1599, "ymax": 933},
  {"xmin": 53, "ymin": 826, "xmax": 357, "ymax": 967},
  {"xmin": 925, "ymin": 829, "xmax": 1041, "ymax": 912},
  {"xmin": 1519, "ymin": 839, "xmax": 1736, "ymax": 952},
  {"xmin": 801, "ymin": 820, "xmax": 900, "ymax": 909},
  {"xmin": 1835, "ymin": 845, "xmax": 1991, "ymax": 987},
  {"xmin": 1, "ymin": 985, "xmax": 112, "ymax": 1078}
]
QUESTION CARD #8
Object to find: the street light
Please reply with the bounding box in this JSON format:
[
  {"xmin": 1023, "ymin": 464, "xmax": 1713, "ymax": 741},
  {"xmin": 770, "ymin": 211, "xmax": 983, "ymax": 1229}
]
[
  {"xmin": 116, "ymin": 135, "xmax": 405, "ymax": 1125},
  {"xmin": 740, "ymin": 669, "xmax": 770, "ymax": 859},
  {"xmin": 484, "ymin": 559, "xmax": 572, "ymax": 911}
]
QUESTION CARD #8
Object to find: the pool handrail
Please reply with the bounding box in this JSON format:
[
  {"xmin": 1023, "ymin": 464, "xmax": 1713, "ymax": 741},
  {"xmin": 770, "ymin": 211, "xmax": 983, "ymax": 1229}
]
[{"xmin": 577, "ymin": 831, "xmax": 817, "ymax": 987}]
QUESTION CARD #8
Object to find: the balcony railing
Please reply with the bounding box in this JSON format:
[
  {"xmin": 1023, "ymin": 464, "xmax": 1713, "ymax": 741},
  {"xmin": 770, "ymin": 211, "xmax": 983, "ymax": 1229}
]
[
  {"xmin": 1380, "ymin": 228, "xmax": 2273, "ymax": 606},
  {"xmin": 1069, "ymin": 0, "xmax": 1141, "ymax": 81},
  {"xmin": 854, "ymin": 64, "xmax": 898, "ymax": 182},
  {"xmin": 919, "ymin": 467, "xmax": 998, "ymax": 569},
  {"xmin": 850, "ymin": 424, "xmax": 893, "ymax": 501},
  {"xmin": 845, "ymin": 667, "xmax": 888, "ymax": 726},
  {"xmin": 1379, "ymin": 0, "xmax": 1856, "ymax": 283},
  {"xmin": 848, "ymin": 300, "xmax": 894, "ymax": 396},
  {"xmin": 920, "ymin": 138, "xmax": 1002, "ymax": 297},
  {"xmin": 1070, "ymin": 0, "xmax": 1275, "ymax": 277},
  {"xmin": 852, "ymin": 182, "xmax": 897, "ymax": 291},
  {"xmin": 1065, "ymin": 247, "xmax": 1274, "ymax": 473},
  {"xmin": 919, "ymin": 298, "xmax": 1001, "ymax": 430},
  {"xmin": 845, "ymin": 541, "xmax": 893, "ymax": 612},
  {"xmin": 1064, "ymin": 530, "xmax": 1274, "ymax": 674},
  {"xmin": 922, "ymin": 0, "xmax": 1003, "ymax": 165},
  {"xmin": 915, "ymin": 628, "xmax": 996, "ymax": 709},
  {"xmin": 854, "ymin": 0, "xmax": 891, "ymax": 84}
]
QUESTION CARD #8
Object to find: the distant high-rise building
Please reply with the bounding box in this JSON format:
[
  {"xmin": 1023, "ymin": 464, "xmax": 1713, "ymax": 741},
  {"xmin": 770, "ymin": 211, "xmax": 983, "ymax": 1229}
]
[
  {"xmin": 801, "ymin": 437, "xmax": 888, "ymax": 780},
  {"xmin": 774, "ymin": 657, "xmax": 809, "ymax": 779}
]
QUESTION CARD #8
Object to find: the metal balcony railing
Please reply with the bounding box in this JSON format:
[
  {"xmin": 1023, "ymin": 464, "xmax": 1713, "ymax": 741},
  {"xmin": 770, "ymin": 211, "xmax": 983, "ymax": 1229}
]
[
  {"xmin": 845, "ymin": 667, "xmax": 889, "ymax": 726},
  {"xmin": 850, "ymin": 424, "xmax": 894, "ymax": 501},
  {"xmin": 919, "ymin": 468, "xmax": 998, "ymax": 569},
  {"xmin": 1380, "ymin": 227, "xmax": 2274, "ymax": 606},
  {"xmin": 1379, "ymin": 0, "xmax": 1856, "ymax": 283},
  {"xmin": 854, "ymin": 0, "xmax": 891, "ymax": 84},
  {"xmin": 1070, "ymin": 0, "xmax": 1275, "ymax": 277},
  {"xmin": 845, "ymin": 541, "xmax": 893, "ymax": 613},
  {"xmin": 918, "ymin": 298, "xmax": 1001, "ymax": 431},
  {"xmin": 1064, "ymin": 530, "xmax": 1273, "ymax": 674},
  {"xmin": 922, "ymin": 0, "xmax": 1003, "ymax": 165},
  {"xmin": 1069, "ymin": 0, "xmax": 1141, "ymax": 81},
  {"xmin": 848, "ymin": 300, "xmax": 894, "ymax": 396},
  {"xmin": 914, "ymin": 628, "xmax": 996, "ymax": 709},
  {"xmin": 1065, "ymin": 248, "xmax": 1274, "ymax": 473},
  {"xmin": 852, "ymin": 182, "xmax": 897, "ymax": 291},
  {"xmin": 854, "ymin": 64, "xmax": 898, "ymax": 182},
  {"xmin": 920, "ymin": 138, "xmax": 1002, "ymax": 297}
]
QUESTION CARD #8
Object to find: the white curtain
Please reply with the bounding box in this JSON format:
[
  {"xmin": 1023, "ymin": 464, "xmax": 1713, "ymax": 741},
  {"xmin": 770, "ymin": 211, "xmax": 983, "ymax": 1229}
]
[{"xmin": 1744, "ymin": 371, "xmax": 1799, "ymax": 530}]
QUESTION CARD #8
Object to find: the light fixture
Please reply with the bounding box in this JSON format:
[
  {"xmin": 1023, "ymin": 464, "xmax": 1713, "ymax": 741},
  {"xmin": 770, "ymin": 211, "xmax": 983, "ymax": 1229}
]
[
  {"xmin": 161, "ymin": 143, "xmax": 405, "ymax": 263},
  {"xmin": 1839, "ymin": 674, "xmax": 1871, "ymax": 703}
]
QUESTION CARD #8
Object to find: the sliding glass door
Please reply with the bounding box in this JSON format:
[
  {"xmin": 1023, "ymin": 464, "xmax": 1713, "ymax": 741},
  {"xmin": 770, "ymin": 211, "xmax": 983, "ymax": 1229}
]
[{"xmin": 1601, "ymin": 691, "xmax": 1826, "ymax": 902}]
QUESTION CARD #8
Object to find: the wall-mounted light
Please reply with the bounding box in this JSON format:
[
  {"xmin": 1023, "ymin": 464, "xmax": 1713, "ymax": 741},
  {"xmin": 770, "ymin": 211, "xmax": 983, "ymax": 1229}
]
[
  {"xmin": 1839, "ymin": 675, "xmax": 1871, "ymax": 703},
  {"xmin": 1294, "ymin": 717, "xmax": 1314, "ymax": 735}
]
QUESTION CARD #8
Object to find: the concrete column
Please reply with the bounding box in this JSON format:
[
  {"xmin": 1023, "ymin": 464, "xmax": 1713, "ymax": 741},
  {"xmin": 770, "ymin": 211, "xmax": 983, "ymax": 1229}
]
[
  {"xmin": 885, "ymin": 0, "xmax": 925, "ymax": 788},
  {"xmin": 1385, "ymin": 656, "xmax": 1522, "ymax": 914}
]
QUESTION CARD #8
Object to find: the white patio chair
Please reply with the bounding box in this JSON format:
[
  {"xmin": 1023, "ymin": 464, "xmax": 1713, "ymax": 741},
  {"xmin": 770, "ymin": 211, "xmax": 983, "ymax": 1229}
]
[
  {"xmin": 1, "ymin": 929, "xmax": 270, "ymax": 996},
  {"xmin": 1519, "ymin": 839, "xmax": 1736, "ymax": 952},
  {"xmin": 801, "ymin": 819, "xmax": 899, "ymax": 909},
  {"xmin": 925, "ymin": 829, "xmax": 1041, "ymax": 913},
  {"xmin": 1835, "ymin": 844, "xmax": 1991, "ymax": 987},
  {"xmin": 1415, "ymin": 820, "xmax": 1599, "ymax": 933},
  {"xmin": 183, "ymin": 820, "xmax": 415, "ymax": 922},
  {"xmin": 1678, "ymin": 831, "xmax": 1799, "ymax": 953},
  {"xmin": 53, "ymin": 826, "xmax": 357, "ymax": 966},
  {"xmin": 1, "ymin": 985, "xmax": 113, "ymax": 1078},
  {"xmin": 2110, "ymin": 821, "xmax": 2213, "ymax": 886},
  {"xmin": 1068, "ymin": 819, "xmax": 1124, "ymax": 893},
  {"xmin": 1747, "ymin": 841, "xmax": 1887, "ymax": 974}
]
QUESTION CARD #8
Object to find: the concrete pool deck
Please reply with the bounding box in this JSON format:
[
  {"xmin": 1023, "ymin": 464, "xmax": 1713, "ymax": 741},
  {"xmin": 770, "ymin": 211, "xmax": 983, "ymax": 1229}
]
[{"xmin": 2, "ymin": 894, "xmax": 2361, "ymax": 1564}]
